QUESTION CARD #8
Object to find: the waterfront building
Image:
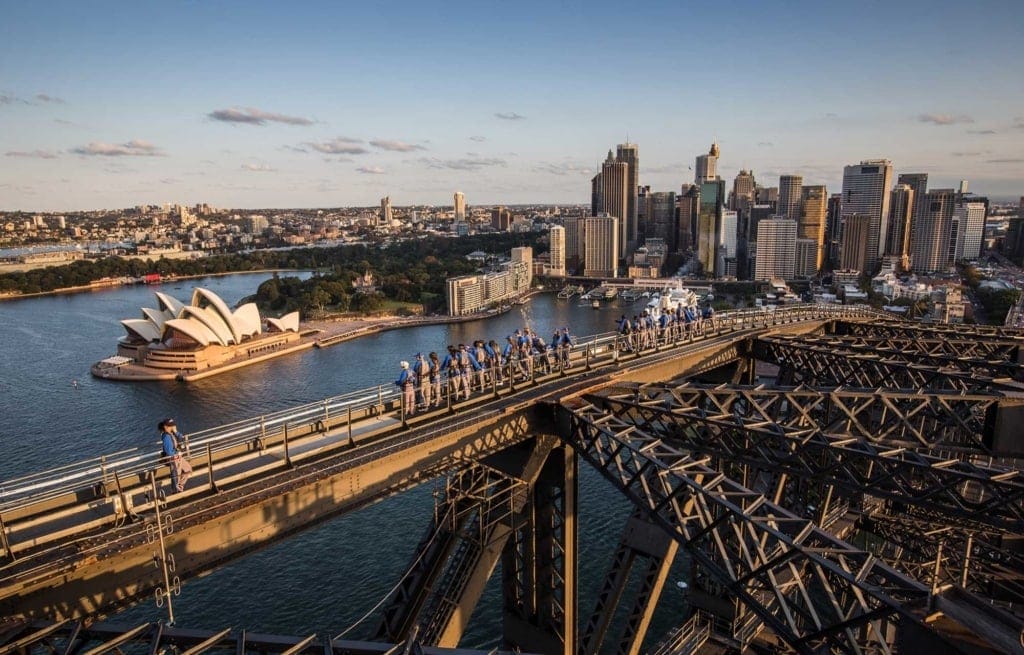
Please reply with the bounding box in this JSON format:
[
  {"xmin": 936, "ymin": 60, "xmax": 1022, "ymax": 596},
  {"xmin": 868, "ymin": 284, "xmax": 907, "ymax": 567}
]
[
  {"xmin": 695, "ymin": 142, "xmax": 719, "ymax": 185},
  {"xmin": 112, "ymin": 288, "xmax": 301, "ymax": 374},
  {"xmin": 840, "ymin": 214, "xmax": 873, "ymax": 274},
  {"xmin": 446, "ymin": 249, "xmax": 532, "ymax": 316},
  {"xmin": 777, "ymin": 175, "xmax": 803, "ymax": 221},
  {"xmin": 719, "ymin": 210, "xmax": 738, "ymax": 276},
  {"xmin": 582, "ymin": 215, "xmax": 619, "ymax": 278},
  {"xmin": 799, "ymin": 185, "xmax": 827, "ymax": 274},
  {"xmin": 563, "ymin": 216, "xmax": 582, "ymax": 273},
  {"xmin": 754, "ymin": 218, "xmax": 797, "ymax": 281},
  {"xmin": 454, "ymin": 191, "xmax": 466, "ymax": 222},
  {"xmin": 548, "ymin": 226, "xmax": 566, "ymax": 277},
  {"xmin": 616, "ymin": 142, "xmax": 639, "ymax": 247},
  {"xmin": 841, "ymin": 160, "xmax": 893, "ymax": 272},
  {"xmin": 911, "ymin": 189, "xmax": 956, "ymax": 273},
  {"xmin": 697, "ymin": 179, "xmax": 725, "ymax": 277}
]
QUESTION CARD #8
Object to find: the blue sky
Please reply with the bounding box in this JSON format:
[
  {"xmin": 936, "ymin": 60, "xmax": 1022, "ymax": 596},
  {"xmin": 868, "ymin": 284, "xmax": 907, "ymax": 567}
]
[{"xmin": 2, "ymin": 0, "xmax": 1022, "ymax": 211}]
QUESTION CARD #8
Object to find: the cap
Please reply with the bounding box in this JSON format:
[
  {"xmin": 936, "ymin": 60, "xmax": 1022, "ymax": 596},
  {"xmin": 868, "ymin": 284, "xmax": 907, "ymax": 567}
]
[
  {"xmin": 165, "ymin": 418, "xmax": 176, "ymax": 426},
  {"xmin": 415, "ymin": 352, "xmax": 423, "ymax": 358},
  {"xmin": 400, "ymin": 361, "xmax": 409, "ymax": 369}
]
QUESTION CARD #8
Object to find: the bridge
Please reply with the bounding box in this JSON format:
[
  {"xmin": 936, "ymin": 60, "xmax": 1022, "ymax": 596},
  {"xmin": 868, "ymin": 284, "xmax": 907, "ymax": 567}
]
[{"xmin": 2, "ymin": 305, "xmax": 1024, "ymax": 655}]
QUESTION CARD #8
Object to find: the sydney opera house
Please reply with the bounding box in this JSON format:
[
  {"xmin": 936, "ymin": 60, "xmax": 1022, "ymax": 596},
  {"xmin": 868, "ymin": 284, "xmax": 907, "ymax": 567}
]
[{"xmin": 93, "ymin": 288, "xmax": 302, "ymax": 380}]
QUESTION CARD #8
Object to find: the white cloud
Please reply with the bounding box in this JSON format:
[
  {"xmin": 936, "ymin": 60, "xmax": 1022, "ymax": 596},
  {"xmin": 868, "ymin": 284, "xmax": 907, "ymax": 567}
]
[
  {"xmin": 208, "ymin": 107, "xmax": 314, "ymax": 126},
  {"xmin": 305, "ymin": 137, "xmax": 368, "ymax": 155},
  {"xmin": 419, "ymin": 157, "xmax": 507, "ymax": 171},
  {"xmin": 5, "ymin": 149, "xmax": 59, "ymax": 159},
  {"xmin": 916, "ymin": 113, "xmax": 974, "ymax": 125},
  {"xmin": 241, "ymin": 163, "xmax": 276, "ymax": 172},
  {"xmin": 370, "ymin": 139, "xmax": 426, "ymax": 152},
  {"xmin": 356, "ymin": 166, "xmax": 386, "ymax": 175},
  {"xmin": 71, "ymin": 139, "xmax": 164, "ymax": 156},
  {"xmin": 495, "ymin": 112, "xmax": 526, "ymax": 120}
]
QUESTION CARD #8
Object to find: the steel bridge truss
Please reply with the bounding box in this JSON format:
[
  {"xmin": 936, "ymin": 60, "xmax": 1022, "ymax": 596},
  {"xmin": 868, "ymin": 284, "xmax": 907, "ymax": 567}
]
[
  {"xmin": 833, "ymin": 319, "xmax": 1024, "ymax": 342},
  {"xmin": 587, "ymin": 383, "xmax": 1023, "ymax": 529},
  {"xmin": 752, "ymin": 334, "xmax": 1017, "ymax": 393},
  {"xmin": 562, "ymin": 396, "xmax": 940, "ymax": 655}
]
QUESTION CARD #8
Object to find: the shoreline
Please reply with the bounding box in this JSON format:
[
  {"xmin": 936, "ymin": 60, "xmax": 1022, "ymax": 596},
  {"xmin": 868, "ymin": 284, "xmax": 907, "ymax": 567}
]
[{"xmin": 0, "ymin": 268, "xmax": 300, "ymax": 303}]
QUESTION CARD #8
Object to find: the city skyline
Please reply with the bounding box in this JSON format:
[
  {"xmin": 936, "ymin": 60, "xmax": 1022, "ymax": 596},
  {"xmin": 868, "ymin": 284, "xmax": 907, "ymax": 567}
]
[{"xmin": 2, "ymin": 0, "xmax": 1023, "ymax": 211}]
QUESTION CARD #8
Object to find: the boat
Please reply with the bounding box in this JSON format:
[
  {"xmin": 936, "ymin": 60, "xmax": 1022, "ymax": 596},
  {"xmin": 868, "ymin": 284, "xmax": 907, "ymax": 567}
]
[
  {"xmin": 620, "ymin": 289, "xmax": 640, "ymax": 301},
  {"xmin": 645, "ymin": 283, "xmax": 700, "ymax": 319},
  {"xmin": 592, "ymin": 300, "xmax": 600, "ymax": 309}
]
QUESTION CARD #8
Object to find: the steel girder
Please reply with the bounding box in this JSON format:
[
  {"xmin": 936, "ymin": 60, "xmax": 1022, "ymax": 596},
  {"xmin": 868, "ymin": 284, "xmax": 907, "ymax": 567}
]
[
  {"xmin": 583, "ymin": 383, "xmax": 1023, "ymax": 531},
  {"xmin": 562, "ymin": 398, "xmax": 933, "ymax": 655},
  {"xmin": 770, "ymin": 334, "xmax": 1024, "ymax": 381},
  {"xmin": 752, "ymin": 335, "xmax": 1013, "ymax": 392},
  {"xmin": 834, "ymin": 319, "xmax": 1024, "ymax": 341}
]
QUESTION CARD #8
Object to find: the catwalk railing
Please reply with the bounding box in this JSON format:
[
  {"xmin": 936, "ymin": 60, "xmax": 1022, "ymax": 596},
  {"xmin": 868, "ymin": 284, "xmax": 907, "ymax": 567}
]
[{"xmin": 0, "ymin": 303, "xmax": 880, "ymax": 557}]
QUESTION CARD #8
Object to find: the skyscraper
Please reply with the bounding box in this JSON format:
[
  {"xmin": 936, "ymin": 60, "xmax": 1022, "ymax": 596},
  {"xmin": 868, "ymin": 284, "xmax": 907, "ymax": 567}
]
[
  {"xmin": 676, "ymin": 185, "xmax": 699, "ymax": 253},
  {"xmin": 616, "ymin": 142, "xmax": 639, "ymax": 247},
  {"xmin": 646, "ymin": 191, "xmax": 676, "ymax": 245},
  {"xmin": 697, "ymin": 179, "xmax": 725, "ymax": 276},
  {"xmin": 897, "ymin": 173, "xmax": 928, "ymax": 257},
  {"xmin": 582, "ymin": 215, "xmax": 619, "ymax": 278},
  {"xmin": 841, "ymin": 159, "xmax": 893, "ymax": 272},
  {"xmin": 695, "ymin": 142, "xmax": 719, "ymax": 185},
  {"xmin": 885, "ymin": 184, "xmax": 914, "ymax": 263},
  {"xmin": 777, "ymin": 175, "xmax": 803, "ymax": 221},
  {"xmin": 799, "ymin": 185, "xmax": 827, "ymax": 273},
  {"xmin": 453, "ymin": 191, "xmax": 466, "ymax": 222},
  {"xmin": 379, "ymin": 196, "xmax": 393, "ymax": 227},
  {"xmin": 955, "ymin": 200, "xmax": 987, "ymax": 261},
  {"xmin": 912, "ymin": 189, "xmax": 956, "ymax": 272},
  {"xmin": 549, "ymin": 226, "xmax": 566, "ymax": 277},
  {"xmin": 840, "ymin": 214, "xmax": 873, "ymax": 273},
  {"xmin": 596, "ymin": 150, "xmax": 629, "ymax": 258},
  {"xmin": 732, "ymin": 169, "xmax": 756, "ymax": 211},
  {"xmin": 491, "ymin": 206, "xmax": 511, "ymax": 231},
  {"xmin": 754, "ymin": 218, "xmax": 797, "ymax": 281}
]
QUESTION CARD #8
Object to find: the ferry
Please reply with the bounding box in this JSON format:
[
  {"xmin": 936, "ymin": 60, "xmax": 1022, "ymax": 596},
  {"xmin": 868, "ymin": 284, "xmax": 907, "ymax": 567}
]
[
  {"xmin": 592, "ymin": 300, "xmax": 601, "ymax": 309},
  {"xmin": 645, "ymin": 283, "xmax": 700, "ymax": 319}
]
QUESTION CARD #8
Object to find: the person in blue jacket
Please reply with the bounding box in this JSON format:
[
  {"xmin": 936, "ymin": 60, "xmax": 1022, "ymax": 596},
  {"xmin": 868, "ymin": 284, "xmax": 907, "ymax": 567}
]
[
  {"xmin": 394, "ymin": 360, "xmax": 416, "ymax": 416},
  {"xmin": 159, "ymin": 418, "xmax": 192, "ymax": 493}
]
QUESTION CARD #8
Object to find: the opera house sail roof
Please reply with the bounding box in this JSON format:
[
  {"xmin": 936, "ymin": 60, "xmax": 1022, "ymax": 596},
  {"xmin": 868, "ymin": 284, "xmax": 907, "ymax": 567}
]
[{"xmin": 120, "ymin": 288, "xmax": 299, "ymax": 348}]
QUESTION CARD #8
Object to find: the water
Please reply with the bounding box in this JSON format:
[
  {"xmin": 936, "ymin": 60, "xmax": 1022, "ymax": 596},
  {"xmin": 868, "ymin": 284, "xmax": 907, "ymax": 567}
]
[{"xmin": 0, "ymin": 277, "xmax": 690, "ymax": 648}]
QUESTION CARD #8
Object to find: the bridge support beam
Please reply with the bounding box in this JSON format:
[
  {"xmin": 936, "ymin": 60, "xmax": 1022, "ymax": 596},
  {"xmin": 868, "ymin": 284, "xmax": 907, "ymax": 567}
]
[{"xmin": 502, "ymin": 444, "xmax": 577, "ymax": 655}]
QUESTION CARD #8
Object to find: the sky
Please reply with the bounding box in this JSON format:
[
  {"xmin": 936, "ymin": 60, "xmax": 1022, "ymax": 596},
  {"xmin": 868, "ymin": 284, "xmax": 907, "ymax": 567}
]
[{"xmin": 2, "ymin": 0, "xmax": 1023, "ymax": 212}]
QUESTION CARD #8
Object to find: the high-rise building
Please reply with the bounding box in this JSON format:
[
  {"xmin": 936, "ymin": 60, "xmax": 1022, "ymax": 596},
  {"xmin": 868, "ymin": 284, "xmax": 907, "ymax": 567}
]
[
  {"xmin": 841, "ymin": 159, "xmax": 893, "ymax": 272},
  {"xmin": 755, "ymin": 186, "xmax": 778, "ymax": 206},
  {"xmin": 826, "ymin": 193, "xmax": 843, "ymax": 267},
  {"xmin": 777, "ymin": 175, "xmax": 803, "ymax": 221},
  {"xmin": 697, "ymin": 179, "xmax": 725, "ymax": 276},
  {"xmin": 676, "ymin": 185, "xmax": 699, "ymax": 252},
  {"xmin": 732, "ymin": 170, "xmax": 755, "ymax": 211},
  {"xmin": 754, "ymin": 218, "xmax": 797, "ymax": 281},
  {"xmin": 897, "ymin": 173, "xmax": 928, "ymax": 257},
  {"xmin": 911, "ymin": 189, "xmax": 956, "ymax": 273},
  {"xmin": 695, "ymin": 142, "xmax": 719, "ymax": 184},
  {"xmin": 636, "ymin": 185, "xmax": 650, "ymax": 241},
  {"xmin": 453, "ymin": 191, "xmax": 466, "ymax": 222},
  {"xmin": 379, "ymin": 197, "xmax": 393, "ymax": 227},
  {"xmin": 446, "ymin": 251, "xmax": 532, "ymax": 316},
  {"xmin": 582, "ymin": 215, "xmax": 619, "ymax": 278},
  {"xmin": 795, "ymin": 239, "xmax": 818, "ymax": 278},
  {"xmin": 548, "ymin": 226, "xmax": 566, "ymax": 277},
  {"xmin": 720, "ymin": 210, "xmax": 738, "ymax": 277},
  {"xmin": 511, "ymin": 247, "xmax": 533, "ymax": 287},
  {"xmin": 616, "ymin": 142, "xmax": 639, "ymax": 247},
  {"xmin": 885, "ymin": 184, "xmax": 914, "ymax": 264},
  {"xmin": 840, "ymin": 214, "xmax": 873, "ymax": 274},
  {"xmin": 596, "ymin": 151, "xmax": 629, "ymax": 258},
  {"xmin": 646, "ymin": 191, "xmax": 676, "ymax": 245},
  {"xmin": 799, "ymin": 185, "xmax": 827, "ymax": 273},
  {"xmin": 954, "ymin": 201, "xmax": 986, "ymax": 261},
  {"xmin": 491, "ymin": 206, "xmax": 511, "ymax": 231}
]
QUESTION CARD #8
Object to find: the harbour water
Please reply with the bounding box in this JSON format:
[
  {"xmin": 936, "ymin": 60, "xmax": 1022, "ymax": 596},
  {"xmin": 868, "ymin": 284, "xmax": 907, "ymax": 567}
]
[{"xmin": 0, "ymin": 274, "xmax": 690, "ymax": 648}]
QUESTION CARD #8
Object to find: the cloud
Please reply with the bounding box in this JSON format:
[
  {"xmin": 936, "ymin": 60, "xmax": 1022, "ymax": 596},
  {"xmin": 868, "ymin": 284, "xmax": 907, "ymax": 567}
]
[
  {"xmin": 356, "ymin": 166, "xmax": 386, "ymax": 175},
  {"xmin": 71, "ymin": 139, "xmax": 164, "ymax": 156},
  {"xmin": 533, "ymin": 162, "xmax": 593, "ymax": 176},
  {"xmin": 916, "ymin": 113, "xmax": 974, "ymax": 125},
  {"xmin": 419, "ymin": 156, "xmax": 507, "ymax": 171},
  {"xmin": 757, "ymin": 141, "xmax": 774, "ymax": 147},
  {"xmin": 951, "ymin": 151, "xmax": 984, "ymax": 157},
  {"xmin": 208, "ymin": 107, "xmax": 314, "ymax": 126},
  {"xmin": 370, "ymin": 139, "xmax": 426, "ymax": 152},
  {"xmin": 495, "ymin": 112, "xmax": 526, "ymax": 120},
  {"xmin": 241, "ymin": 162, "xmax": 276, "ymax": 172},
  {"xmin": 469, "ymin": 135, "xmax": 487, "ymax": 142},
  {"xmin": 280, "ymin": 145, "xmax": 308, "ymax": 153},
  {"xmin": 160, "ymin": 178, "xmax": 180, "ymax": 184},
  {"xmin": 1013, "ymin": 117, "xmax": 1024, "ymax": 130},
  {"xmin": 5, "ymin": 149, "xmax": 59, "ymax": 159},
  {"xmin": 986, "ymin": 158, "xmax": 1024, "ymax": 164},
  {"xmin": 305, "ymin": 137, "xmax": 368, "ymax": 155},
  {"xmin": 967, "ymin": 129, "xmax": 997, "ymax": 135},
  {"xmin": 35, "ymin": 93, "xmax": 65, "ymax": 104}
]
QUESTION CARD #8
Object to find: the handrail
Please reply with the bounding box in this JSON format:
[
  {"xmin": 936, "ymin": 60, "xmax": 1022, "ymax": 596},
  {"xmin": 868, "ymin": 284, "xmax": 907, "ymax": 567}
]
[{"xmin": 0, "ymin": 303, "xmax": 881, "ymax": 515}]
